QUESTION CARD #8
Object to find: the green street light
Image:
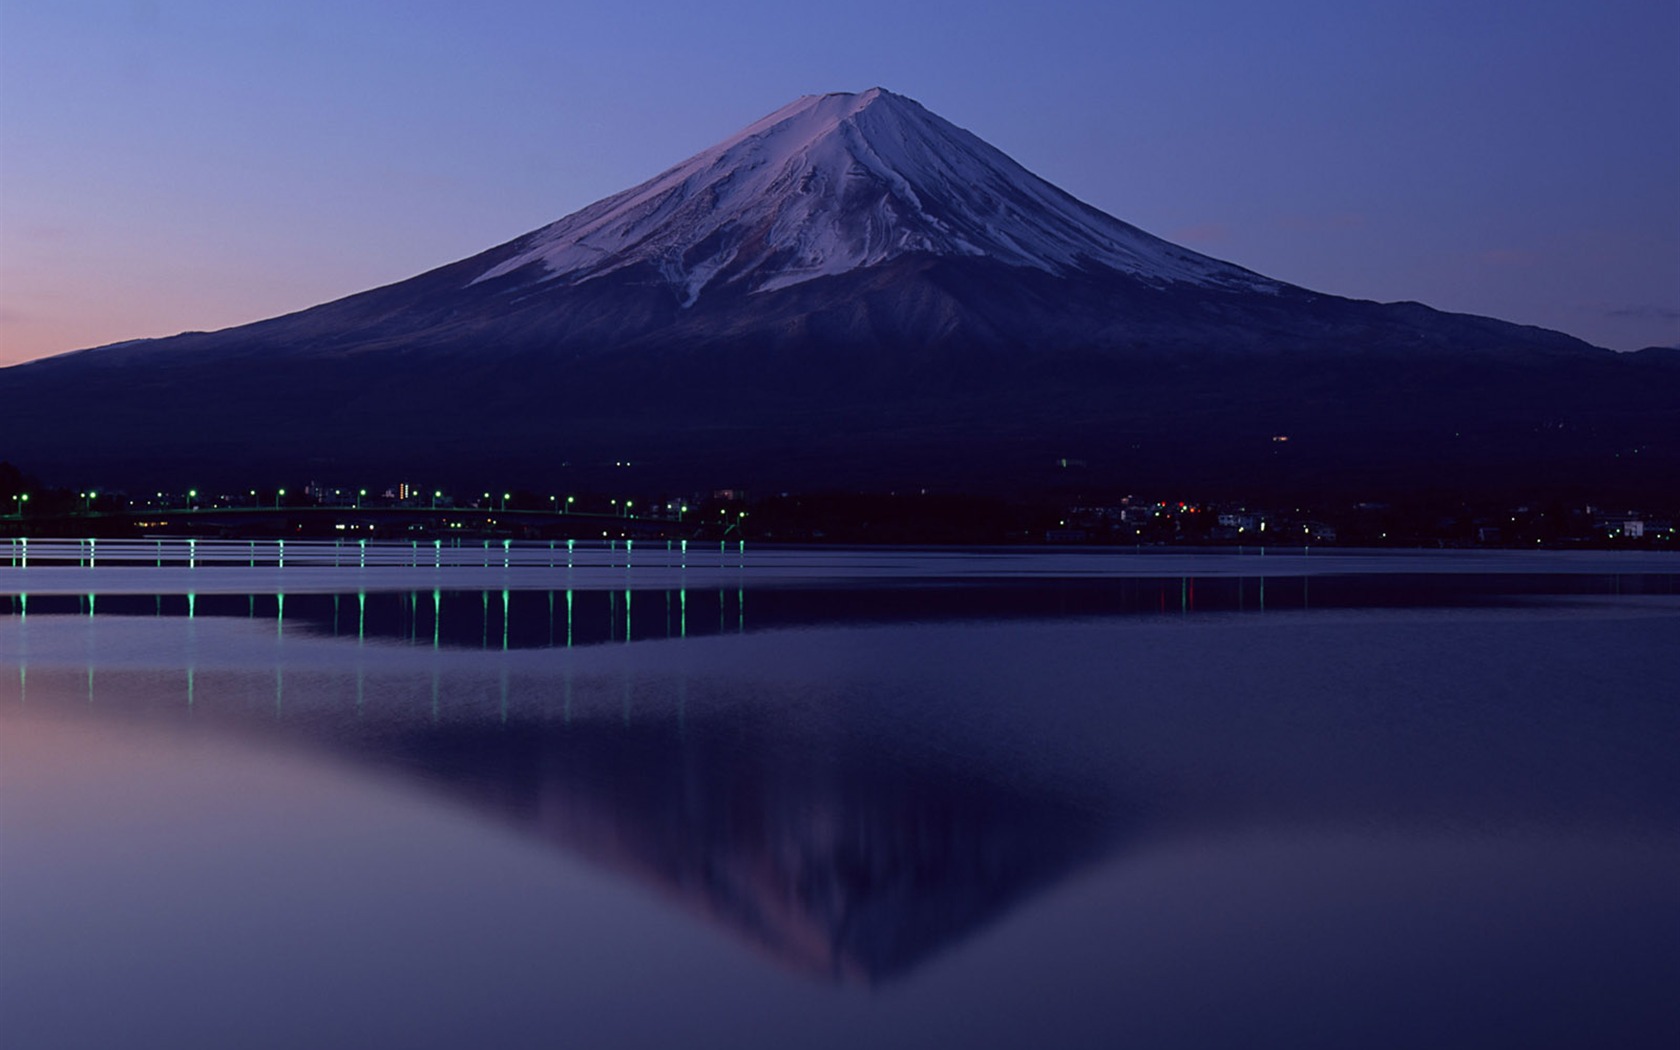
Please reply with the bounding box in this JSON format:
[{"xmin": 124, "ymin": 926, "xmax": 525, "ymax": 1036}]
[
  {"xmin": 276, "ymin": 488, "xmax": 286, "ymax": 509},
  {"xmin": 502, "ymin": 492, "xmax": 510, "ymax": 512}
]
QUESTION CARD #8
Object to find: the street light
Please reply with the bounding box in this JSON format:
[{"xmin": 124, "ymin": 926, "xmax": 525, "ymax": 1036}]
[
  {"xmin": 357, "ymin": 489, "xmax": 367, "ymax": 509},
  {"xmin": 11, "ymin": 493, "xmax": 27, "ymax": 517},
  {"xmin": 188, "ymin": 489, "xmax": 198, "ymax": 510},
  {"xmin": 502, "ymin": 492, "xmax": 510, "ymax": 512},
  {"xmin": 276, "ymin": 488, "xmax": 286, "ymax": 509}
]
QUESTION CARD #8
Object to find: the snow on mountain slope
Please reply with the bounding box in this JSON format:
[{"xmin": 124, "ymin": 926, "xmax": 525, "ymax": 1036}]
[{"xmin": 473, "ymin": 88, "xmax": 1279, "ymax": 306}]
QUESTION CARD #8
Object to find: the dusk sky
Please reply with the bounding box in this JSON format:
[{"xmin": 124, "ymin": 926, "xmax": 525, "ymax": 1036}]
[{"xmin": 1, "ymin": 0, "xmax": 1675, "ymax": 368}]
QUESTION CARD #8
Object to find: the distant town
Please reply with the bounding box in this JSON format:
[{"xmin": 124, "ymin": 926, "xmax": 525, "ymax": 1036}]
[{"xmin": 1, "ymin": 463, "xmax": 1671, "ymax": 549}]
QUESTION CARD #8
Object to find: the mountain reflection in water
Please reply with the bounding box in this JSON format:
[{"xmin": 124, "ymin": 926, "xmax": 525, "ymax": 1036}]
[
  {"xmin": 4, "ymin": 632, "xmax": 1114, "ymax": 984},
  {"xmin": 368, "ymin": 714, "xmax": 1109, "ymax": 982}
]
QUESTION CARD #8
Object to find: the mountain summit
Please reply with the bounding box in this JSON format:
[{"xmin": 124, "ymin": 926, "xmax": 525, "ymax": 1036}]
[
  {"xmin": 2, "ymin": 89, "xmax": 1675, "ymax": 499},
  {"xmin": 471, "ymin": 88, "xmax": 1273, "ymax": 305}
]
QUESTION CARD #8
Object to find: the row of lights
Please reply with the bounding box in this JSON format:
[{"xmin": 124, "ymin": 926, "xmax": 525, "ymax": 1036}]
[{"xmin": 19, "ymin": 488, "xmax": 710, "ymax": 521}]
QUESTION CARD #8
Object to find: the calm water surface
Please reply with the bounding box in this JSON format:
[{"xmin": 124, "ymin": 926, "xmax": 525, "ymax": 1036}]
[{"xmin": 2, "ymin": 547, "xmax": 1677, "ymax": 1049}]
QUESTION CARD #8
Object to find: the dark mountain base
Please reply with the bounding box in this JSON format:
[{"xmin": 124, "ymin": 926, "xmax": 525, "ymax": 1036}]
[{"xmin": 5, "ymin": 329, "xmax": 1675, "ymax": 506}]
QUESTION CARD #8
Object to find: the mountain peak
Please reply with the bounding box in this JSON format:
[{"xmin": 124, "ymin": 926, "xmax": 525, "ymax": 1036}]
[
  {"xmin": 472, "ymin": 89, "xmax": 1275, "ymax": 305},
  {"xmin": 806, "ymin": 86, "xmax": 894, "ymax": 104}
]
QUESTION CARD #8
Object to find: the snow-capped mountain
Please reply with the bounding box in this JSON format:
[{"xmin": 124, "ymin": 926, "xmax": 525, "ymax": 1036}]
[
  {"xmin": 2, "ymin": 89, "xmax": 1675, "ymax": 499},
  {"xmin": 473, "ymin": 88, "xmax": 1275, "ymax": 305}
]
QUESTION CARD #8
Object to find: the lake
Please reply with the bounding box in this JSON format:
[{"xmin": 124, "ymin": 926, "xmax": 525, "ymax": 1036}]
[{"xmin": 3, "ymin": 542, "xmax": 1677, "ymax": 1049}]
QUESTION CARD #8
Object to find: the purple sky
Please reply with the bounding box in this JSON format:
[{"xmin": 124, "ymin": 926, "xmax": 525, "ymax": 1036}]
[{"xmin": 2, "ymin": 0, "xmax": 1676, "ymax": 367}]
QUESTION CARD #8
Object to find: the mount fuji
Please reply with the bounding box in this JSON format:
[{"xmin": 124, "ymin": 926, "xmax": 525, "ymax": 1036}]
[{"xmin": 2, "ymin": 88, "xmax": 1675, "ymax": 499}]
